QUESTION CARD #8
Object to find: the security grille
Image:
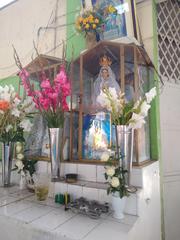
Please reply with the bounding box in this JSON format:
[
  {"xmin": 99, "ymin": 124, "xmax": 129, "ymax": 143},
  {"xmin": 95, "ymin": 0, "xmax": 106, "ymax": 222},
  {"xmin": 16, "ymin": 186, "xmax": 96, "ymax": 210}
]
[{"xmin": 157, "ymin": 0, "xmax": 180, "ymax": 83}]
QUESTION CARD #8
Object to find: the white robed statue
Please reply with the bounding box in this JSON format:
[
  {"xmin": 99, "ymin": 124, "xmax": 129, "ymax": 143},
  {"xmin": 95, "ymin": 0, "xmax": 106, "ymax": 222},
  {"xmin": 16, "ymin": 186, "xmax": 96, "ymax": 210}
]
[{"xmin": 93, "ymin": 55, "xmax": 120, "ymax": 106}]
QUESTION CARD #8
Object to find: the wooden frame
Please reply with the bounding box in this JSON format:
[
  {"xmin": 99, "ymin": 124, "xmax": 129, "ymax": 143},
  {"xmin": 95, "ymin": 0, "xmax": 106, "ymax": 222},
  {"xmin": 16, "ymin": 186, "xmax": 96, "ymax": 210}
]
[{"xmin": 68, "ymin": 41, "xmax": 154, "ymax": 166}]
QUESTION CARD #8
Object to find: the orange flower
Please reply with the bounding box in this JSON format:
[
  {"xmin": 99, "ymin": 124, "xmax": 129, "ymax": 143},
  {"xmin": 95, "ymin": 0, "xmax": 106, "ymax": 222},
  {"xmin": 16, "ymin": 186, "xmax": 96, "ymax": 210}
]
[
  {"xmin": 0, "ymin": 100, "xmax": 10, "ymax": 111},
  {"xmin": 78, "ymin": 17, "xmax": 83, "ymax": 23},
  {"xmin": 94, "ymin": 18, "xmax": 99, "ymax": 24}
]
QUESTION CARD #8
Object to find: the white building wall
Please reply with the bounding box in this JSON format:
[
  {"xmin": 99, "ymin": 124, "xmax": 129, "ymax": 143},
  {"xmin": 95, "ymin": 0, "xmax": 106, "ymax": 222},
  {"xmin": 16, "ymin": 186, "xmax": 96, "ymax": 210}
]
[
  {"xmin": 160, "ymin": 83, "xmax": 180, "ymax": 240},
  {"xmin": 0, "ymin": 0, "xmax": 66, "ymax": 79}
]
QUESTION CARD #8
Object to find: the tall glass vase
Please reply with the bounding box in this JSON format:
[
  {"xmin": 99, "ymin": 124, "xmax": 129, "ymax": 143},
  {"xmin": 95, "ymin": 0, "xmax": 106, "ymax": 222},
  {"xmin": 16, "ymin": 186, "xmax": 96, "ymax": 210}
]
[
  {"xmin": 48, "ymin": 128, "xmax": 63, "ymax": 182},
  {"xmin": 115, "ymin": 125, "xmax": 134, "ymax": 188},
  {"xmin": 1, "ymin": 142, "xmax": 14, "ymax": 187}
]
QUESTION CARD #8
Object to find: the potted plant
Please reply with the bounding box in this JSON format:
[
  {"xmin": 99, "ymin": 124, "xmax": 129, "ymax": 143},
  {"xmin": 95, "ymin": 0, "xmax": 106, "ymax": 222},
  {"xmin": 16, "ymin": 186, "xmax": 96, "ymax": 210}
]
[
  {"xmin": 101, "ymin": 153, "xmax": 128, "ymax": 219},
  {"xmin": 75, "ymin": 9, "xmax": 104, "ymax": 48}
]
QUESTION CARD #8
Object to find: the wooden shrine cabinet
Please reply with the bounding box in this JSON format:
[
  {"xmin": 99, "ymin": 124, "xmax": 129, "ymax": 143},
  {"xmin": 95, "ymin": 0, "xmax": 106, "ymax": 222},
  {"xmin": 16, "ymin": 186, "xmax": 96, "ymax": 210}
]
[{"xmin": 68, "ymin": 41, "xmax": 155, "ymax": 166}]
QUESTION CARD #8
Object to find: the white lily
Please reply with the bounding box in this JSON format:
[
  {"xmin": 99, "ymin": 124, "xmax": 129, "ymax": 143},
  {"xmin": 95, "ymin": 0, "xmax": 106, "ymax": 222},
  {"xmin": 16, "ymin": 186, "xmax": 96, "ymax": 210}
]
[
  {"xmin": 140, "ymin": 101, "xmax": 151, "ymax": 117},
  {"xmin": 145, "ymin": 87, "xmax": 156, "ymax": 103},
  {"xmin": 19, "ymin": 119, "xmax": 33, "ymax": 132},
  {"xmin": 129, "ymin": 113, "xmax": 145, "ymax": 129}
]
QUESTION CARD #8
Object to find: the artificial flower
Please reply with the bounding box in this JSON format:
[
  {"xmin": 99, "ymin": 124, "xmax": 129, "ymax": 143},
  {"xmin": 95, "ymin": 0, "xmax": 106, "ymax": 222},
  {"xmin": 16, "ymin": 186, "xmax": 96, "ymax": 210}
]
[
  {"xmin": 15, "ymin": 160, "xmax": 24, "ymax": 171},
  {"xmin": 101, "ymin": 152, "xmax": 110, "ymax": 162},
  {"xmin": 0, "ymin": 85, "xmax": 34, "ymax": 143},
  {"xmin": 76, "ymin": 10, "xmax": 103, "ymax": 34},
  {"xmin": 97, "ymin": 86, "xmax": 156, "ymax": 129},
  {"xmin": 17, "ymin": 153, "xmax": 24, "ymax": 160},
  {"xmin": 139, "ymin": 101, "xmax": 151, "ymax": 117},
  {"xmin": 5, "ymin": 124, "xmax": 13, "ymax": 132},
  {"xmin": 106, "ymin": 166, "xmax": 115, "ymax": 177},
  {"xmin": 145, "ymin": 87, "xmax": 156, "ymax": 103},
  {"xmin": 19, "ymin": 65, "xmax": 71, "ymax": 128},
  {"xmin": 111, "ymin": 177, "xmax": 120, "ymax": 188},
  {"xmin": 129, "ymin": 113, "xmax": 145, "ymax": 129},
  {"xmin": 19, "ymin": 119, "xmax": 33, "ymax": 132}
]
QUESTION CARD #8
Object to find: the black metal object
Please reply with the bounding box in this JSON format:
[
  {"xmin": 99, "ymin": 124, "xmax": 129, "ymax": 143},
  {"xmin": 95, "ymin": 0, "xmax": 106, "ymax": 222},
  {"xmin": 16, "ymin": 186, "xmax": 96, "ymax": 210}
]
[{"xmin": 67, "ymin": 197, "xmax": 109, "ymax": 219}]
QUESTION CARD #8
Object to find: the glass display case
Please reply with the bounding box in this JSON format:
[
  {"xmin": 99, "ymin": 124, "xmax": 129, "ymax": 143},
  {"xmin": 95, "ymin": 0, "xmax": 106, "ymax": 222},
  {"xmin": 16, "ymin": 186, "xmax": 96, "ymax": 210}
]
[{"xmin": 69, "ymin": 41, "xmax": 155, "ymax": 165}]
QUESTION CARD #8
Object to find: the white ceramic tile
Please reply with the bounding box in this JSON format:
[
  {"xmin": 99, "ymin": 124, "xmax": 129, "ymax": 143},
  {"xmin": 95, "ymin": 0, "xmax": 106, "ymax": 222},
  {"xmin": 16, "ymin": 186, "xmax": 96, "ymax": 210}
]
[
  {"xmin": 107, "ymin": 213, "xmax": 138, "ymax": 226},
  {"xmin": 97, "ymin": 166, "xmax": 106, "ymax": 183},
  {"xmin": 78, "ymin": 164, "xmax": 96, "ymax": 182},
  {"xmin": 124, "ymin": 193, "xmax": 137, "ymax": 216},
  {"xmin": 0, "ymin": 196, "xmax": 18, "ymax": 206},
  {"xmin": 60, "ymin": 163, "xmax": 65, "ymax": 177},
  {"xmin": 54, "ymin": 182, "xmax": 68, "ymax": 195},
  {"xmin": 9, "ymin": 189, "xmax": 34, "ymax": 199},
  {"xmin": 53, "ymin": 214, "xmax": 100, "ymax": 240},
  {"xmin": 12, "ymin": 203, "xmax": 53, "ymax": 223},
  {"xmin": 98, "ymin": 189, "xmax": 111, "ymax": 203},
  {"xmin": 0, "ymin": 200, "xmax": 32, "ymax": 216},
  {"xmin": 67, "ymin": 184, "xmax": 83, "ymax": 200},
  {"xmin": 83, "ymin": 219, "xmax": 130, "ymax": 240},
  {"xmin": 82, "ymin": 187, "xmax": 99, "ymax": 201},
  {"xmin": 25, "ymin": 195, "xmax": 60, "ymax": 208},
  {"xmin": 30, "ymin": 208, "xmax": 75, "ymax": 231},
  {"xmin": 64, "ymin": 163, "xmax": 77, "ymax": 176}
]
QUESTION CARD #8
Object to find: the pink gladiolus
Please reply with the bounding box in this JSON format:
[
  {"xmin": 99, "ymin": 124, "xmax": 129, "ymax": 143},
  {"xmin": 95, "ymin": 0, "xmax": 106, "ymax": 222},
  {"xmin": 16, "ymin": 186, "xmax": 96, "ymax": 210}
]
[
  {"xmin": 62, "ymin": 82, "xmax": 71, "ymax": 96},
  {"xmin": 41, "ymin": 80, "xmax": 51, "ymax": 89},
  {"xmin": 19, "ymin": 63, "xmax": 71, "ymax": 127}
]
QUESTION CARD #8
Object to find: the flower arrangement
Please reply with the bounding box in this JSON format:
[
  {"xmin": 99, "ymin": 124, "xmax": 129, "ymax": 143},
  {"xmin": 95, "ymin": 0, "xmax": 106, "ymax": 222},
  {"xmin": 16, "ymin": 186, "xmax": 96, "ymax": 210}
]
[
  {"xmin": 101, "ymin": 152, "xmax": 128, "ymax": 198},
  {"xmin": 75, "ymin": 10, "xmax": 103, "ymax": 35},
  {"xmin": 19, "ymin": 65, "xmax": 71, "ymax": 128},
  {"xmin": 97, "ymin": 87, "xmax": 157, "ymax": 129},
  {"xmin": 14, "ymin": 142, "xmax": 37, "ymax": 185},
  {"xmin": 0, "ymin": 85, "xmax": 34, "ymax": 143}
]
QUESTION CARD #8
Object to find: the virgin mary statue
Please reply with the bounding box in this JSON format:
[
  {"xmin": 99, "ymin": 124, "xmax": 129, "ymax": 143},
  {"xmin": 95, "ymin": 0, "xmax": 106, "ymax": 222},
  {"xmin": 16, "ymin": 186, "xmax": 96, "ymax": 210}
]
[{"xmin": 93, "ymin": 55, "xmax": 120, "ymax": 106}]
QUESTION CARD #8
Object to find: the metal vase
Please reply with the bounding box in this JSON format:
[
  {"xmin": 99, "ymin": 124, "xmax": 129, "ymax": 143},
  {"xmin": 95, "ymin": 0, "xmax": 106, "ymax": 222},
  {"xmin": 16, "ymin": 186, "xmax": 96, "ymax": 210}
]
[
  {"xmin": 1, "ymin": 142, "xmax": 14, "ymax": 187},
  {"xmin": 116, "ymin": 125, "xmax": 134, "ymax": 187},
  {"xmin": 48, "ymin": 128, "xmax": 63, "ymax": 182}
]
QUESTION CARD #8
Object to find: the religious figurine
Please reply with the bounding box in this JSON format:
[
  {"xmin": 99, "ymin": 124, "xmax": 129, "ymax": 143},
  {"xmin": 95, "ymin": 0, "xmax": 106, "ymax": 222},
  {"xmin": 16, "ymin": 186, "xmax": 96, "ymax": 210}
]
[{"xmin": 93, "ymin": 55, "xmax": 120, "ymax": 106}]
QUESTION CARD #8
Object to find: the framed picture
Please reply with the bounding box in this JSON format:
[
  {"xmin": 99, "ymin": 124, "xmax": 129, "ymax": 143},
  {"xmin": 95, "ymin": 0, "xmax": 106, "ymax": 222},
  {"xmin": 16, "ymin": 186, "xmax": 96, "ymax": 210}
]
[{"xmin": 82, "ymin": 112, "xmax": 111, "ymax": 160}]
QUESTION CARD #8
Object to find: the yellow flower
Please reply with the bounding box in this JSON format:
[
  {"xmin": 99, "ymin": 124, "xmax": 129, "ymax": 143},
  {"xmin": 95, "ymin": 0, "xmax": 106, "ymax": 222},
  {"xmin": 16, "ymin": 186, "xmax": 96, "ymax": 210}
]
[
  {"xmin": 94, "ymin": 18, "xmax": 99, "ymax": 24},
  {"xmin": 85, "ymin": 24, "xmax": 90, "ymax": 29},
  {"xmin": 92, "ymin": 24, "xmax": 96, "ymax": 29},
  {"xmin": 83, "ymin": 19, "xmax": 87, "ymax": 25},
  {"xmin": 108, "ymin": 5, "xmax": 116, "ymax": 13}
]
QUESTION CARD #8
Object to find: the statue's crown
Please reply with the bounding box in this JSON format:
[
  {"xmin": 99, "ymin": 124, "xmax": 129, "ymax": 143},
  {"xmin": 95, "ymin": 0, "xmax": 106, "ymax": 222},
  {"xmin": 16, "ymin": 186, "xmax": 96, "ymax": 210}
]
[{"xmin": 99, "ymin": 55, "xmax": 112, "ymax": 67}]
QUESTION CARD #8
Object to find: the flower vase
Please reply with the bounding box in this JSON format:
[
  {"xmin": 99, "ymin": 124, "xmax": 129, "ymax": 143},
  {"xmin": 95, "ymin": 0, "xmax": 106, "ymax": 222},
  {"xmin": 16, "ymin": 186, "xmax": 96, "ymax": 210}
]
[
  {"xmin": 1, "ymin": 142, "xmax": 14, "ymax": 187},
  {"xmin": 112, "ymin": 192, "xmax": 127, "ymax": 219},
  {"xmin": 48, "ymin": 128, "xmax": 63, "ymax": 182},
  {"xmin": 115, "ymin": 125, "xmax": 134, "ymax": 187},
  {"xmin": 85, "ymin": 32, "xmax": 97, "ymax": 49}
]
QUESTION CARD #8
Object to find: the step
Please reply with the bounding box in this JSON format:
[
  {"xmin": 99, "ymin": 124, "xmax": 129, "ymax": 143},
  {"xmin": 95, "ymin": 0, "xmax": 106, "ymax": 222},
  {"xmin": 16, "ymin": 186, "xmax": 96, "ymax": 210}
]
[
  {"xmin": 36, "ymin": 161, "xmax": 145, "ymax": 188},
  {"xmin": 0, "ymin": 186, "xmax": 138, "ymax": 240}
]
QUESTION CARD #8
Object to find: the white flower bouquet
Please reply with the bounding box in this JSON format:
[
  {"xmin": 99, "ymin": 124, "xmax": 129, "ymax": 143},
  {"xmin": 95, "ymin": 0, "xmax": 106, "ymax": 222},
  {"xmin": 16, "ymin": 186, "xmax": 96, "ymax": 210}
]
[
  {"xmin": 103, "ymin": 154, "xmax": 128, "ymax": 198},
  {"xmin": 97, "ymin": 87, "xmax": 156, "ymax": 129},
  {"xmin": 0, "ymin": 85, "xmax": 34, "ymax": 143}
]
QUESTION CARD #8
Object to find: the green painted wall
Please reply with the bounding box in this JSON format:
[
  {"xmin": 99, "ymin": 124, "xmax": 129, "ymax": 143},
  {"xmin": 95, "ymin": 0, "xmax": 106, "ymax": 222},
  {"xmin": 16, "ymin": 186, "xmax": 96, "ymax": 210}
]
[
  {"xmin": 66, "ymin": 0, "xmax": 86, "ymax": 61},
  {"xmin": 152, "ymin": 1, "xmax": 164, "ymax": 239},
  {"xmin": 0, "ymin": 76, "xmax": 24, "ymax": 96}
]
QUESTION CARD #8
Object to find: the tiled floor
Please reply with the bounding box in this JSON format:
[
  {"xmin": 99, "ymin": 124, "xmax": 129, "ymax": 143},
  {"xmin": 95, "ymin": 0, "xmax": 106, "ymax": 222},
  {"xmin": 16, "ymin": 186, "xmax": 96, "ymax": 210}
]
[{"xmin": 0, "ymin": 186, "xmax": 138, "ymax": 240}]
